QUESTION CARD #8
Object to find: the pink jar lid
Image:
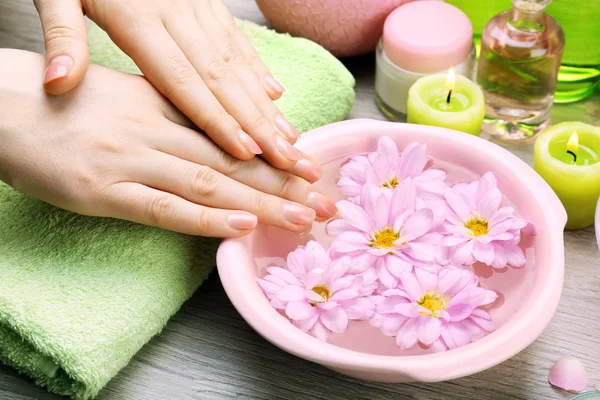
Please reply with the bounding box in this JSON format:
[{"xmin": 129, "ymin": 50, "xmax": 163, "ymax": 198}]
[{"xmin": 383, "ymin": 1, "xmax": 473, "ymax": 74}]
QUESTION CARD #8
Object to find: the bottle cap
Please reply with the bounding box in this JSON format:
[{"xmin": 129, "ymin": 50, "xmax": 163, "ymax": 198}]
[{"xmin": 383, "ymin": 1, "xmax": 473, "ymax": 74}]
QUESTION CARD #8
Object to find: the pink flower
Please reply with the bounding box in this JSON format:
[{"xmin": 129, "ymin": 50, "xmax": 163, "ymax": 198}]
[
  {"xmin": 256, "ymin": 241, "xmax": 376, "ymax": 341},
  {"xmin": 337, "ymin": 137, "xmax": 448, "ymax": 207},
  {"xmin": 441, "ymin": 172, "xmax": 530, "ymax": 269},
  {"xmin": 370, "ymin": 267, "xmax": 497, "ymax": 350},
  {"xmin": 327, "ymin": 181, "xmax": 439, "ymax": 289}
]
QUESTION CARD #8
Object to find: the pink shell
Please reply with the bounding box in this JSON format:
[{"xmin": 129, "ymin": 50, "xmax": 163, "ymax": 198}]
[
  {"xmin": 548, "ymin": 358, "xmax": 588, "ymax": 392},
  {"xmin": 256, "ymin": 0, "xmax": 413, "ymax": 57}
]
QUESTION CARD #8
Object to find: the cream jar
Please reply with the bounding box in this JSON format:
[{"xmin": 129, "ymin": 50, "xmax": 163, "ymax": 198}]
[{"xmin": 375, "ymin": 1, "xmax": 476, "ymax": 120}]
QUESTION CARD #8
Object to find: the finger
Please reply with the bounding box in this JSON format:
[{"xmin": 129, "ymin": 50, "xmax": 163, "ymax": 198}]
[
  {"xmin": 207, "ymin": 0, "xmax": 285, "ymax": 100},
  {"xmin": 163, "ymin": 16, "xmax": 300, "ymax": 169},
  {"xmin": 195, "ymin": 7, "xmax": 299, "ymax": 142},
  {"xmin": 132, "ymin": 151, "xmax": 316, "ymax": 232},
  {"xmin": 147, "ymin": 123, "xmax": 334, "ymax": 219},
  {"xmin": 113, "ymin": 23, "xmax": 260, "ymax": 161},
  {"xmin": 34, "ymin": 0, "xmax": 89, "ymax": 94},
  {"xmin": 105, "ymin": 182, "xmax": 257, "ymax": 237},
  {"xmin": 293, "ymin": 151, "xmax": 323, "ymax": 183}
]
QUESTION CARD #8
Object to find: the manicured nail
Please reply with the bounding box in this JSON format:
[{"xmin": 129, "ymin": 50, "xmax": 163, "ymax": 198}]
[
  {"xmin": 306, "ymin": 192, "xmax": 338, "ymax": 219},
  {"xmin": 276, "ymin": 136, "xmax": 301, "ymax": 161},
  {"xmin": 283, "ymin": 203, "xmax": 316, "ymax": 225},
  {"xmin": 43, "ymin": 55, "xmax": 73, "ymax": 84},
  {"xmin": 294, "ymin": 158, "xmax": 323, "ymax": 181},
  {"xmin": 275, "ymin": 115, "xmax": 299, "ymax": 140},
  {"xmin": 265, "ymin": 74, "xmax": 285, "ymax": 94},
  {"xmin": 228, "ymin": 212, "xmax": 258, "ymax": 230},
  {"xmin": 238, "ymin": 130, "xmax": 262, "ymax": 155}
]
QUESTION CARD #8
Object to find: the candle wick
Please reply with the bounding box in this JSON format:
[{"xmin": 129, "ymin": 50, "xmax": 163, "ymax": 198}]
[
  {"xmin": 567, "ymin": 150, "xmax": 577, "ymax": 163},
  {"xmin": 446, "ymin": 89, "xmax": 452, "ymax": 104}
]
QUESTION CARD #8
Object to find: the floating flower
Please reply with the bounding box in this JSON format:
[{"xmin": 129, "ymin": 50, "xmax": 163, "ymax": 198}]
[
  {"xmin": 256, "ymin": 241, "xmax": 376, "ymax": 341},
  {"xmin": 327, "ymin": 181, "xmax": 439, "ymax": 289},
  {"xmin": 337, "ymin": 137, "xmax": 447, "ymax": 206},
  {"xmin": 370, "ymin": 268, "xmax": 497, "ymax": 350},
  {"xmin": 441, "ymin": 172, "xmax": 530, "ymax": 268}
]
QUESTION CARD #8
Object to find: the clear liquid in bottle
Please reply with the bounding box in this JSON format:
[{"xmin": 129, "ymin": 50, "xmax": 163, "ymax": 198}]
[{"xmin": 477, "ymin": 0, "xmax": 564, "ymax": 142}]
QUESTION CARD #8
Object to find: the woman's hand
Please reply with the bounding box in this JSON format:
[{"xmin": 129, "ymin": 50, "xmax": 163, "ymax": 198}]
[
  {"xmin": 0, "ymin": 50, "xmax": 336, "ymax": 237},
  {"xmin": 34, "ymin": 0, "xmax": 301, "ymax": 171}
]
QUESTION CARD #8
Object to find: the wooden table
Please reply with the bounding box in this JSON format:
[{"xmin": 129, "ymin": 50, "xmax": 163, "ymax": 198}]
[{"xmin": 1, "ymin": 1, "xmax": 599, "ymax": 399}]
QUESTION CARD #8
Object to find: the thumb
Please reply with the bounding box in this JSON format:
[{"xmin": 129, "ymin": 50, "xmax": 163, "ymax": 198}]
[{"xmin": 35, "ymin": 0, "xmax": 89, "ymax": 95}]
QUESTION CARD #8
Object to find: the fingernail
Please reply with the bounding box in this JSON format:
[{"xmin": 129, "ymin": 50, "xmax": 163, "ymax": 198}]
[
  {"xmin": 43, "ymin": 55, "xmax": 73, "ymax": 84},
  {"xmin": 283, "ymin": 203, "xmax": 316, "ymax": 225},
  {"xmin": 238, "ymin": 130, "xmax": 262, "ymax": 155},
  {"xmin": 294, "ymin": 158, "xmax": 323, "ymax": 181},
  {"xmin": 265, "ymin": 74, "xmax": 285, "ymax": 94},
  {"xmin": 275, "ymin": 115, "xmax": 299, "ymax": 140},
  {"xmin": 306, "ymin": 192, "xmax": 338, "ymax": 218},
  {"xmin": 228, "ymin": 212, "xmax": 258, "ymax": 230},
  {"xmin": 276, "ymin": 136, "xmax": 301, "ymax": 161}
]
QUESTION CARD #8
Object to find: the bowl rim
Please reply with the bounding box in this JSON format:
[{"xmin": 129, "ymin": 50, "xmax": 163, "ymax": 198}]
[{"xmin": 217, "ymin": 119, "xmax": 566, "ymax": 381}]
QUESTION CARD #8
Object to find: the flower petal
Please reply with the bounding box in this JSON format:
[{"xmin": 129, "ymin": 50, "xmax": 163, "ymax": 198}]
[
  {"xmin": 415, "ymin": 268, "xmax": 438, "ymax": 292},
  {"xmin": 286, "ymin": 302, "xmax": 315, "ymax": 320},
  {"xmin": 399, "ymin": 271, "xmax": 423, "ymax": 300},
  {"xmin": 489, "ymin": 206, "xmax": 516, "ymax": 226},
  {"xmin": 548, "ymin": 358, "xmax": 588, "ymax": 392},
  {"xmin": 478, "ymin": 188, "xmax": 502, "ymax": 220},
  {"xmin": 275, "ymin": 285, "xmax": 305, "ymax": 302},
  {"xmin": 295, "ymin": 312, "xmax": 319, "ymax": 331},
  {"xmin": 390, "ymin": 179, "xmax": 417, "ymax": 216},
  {"xmin": 393, "ymin": 302, "xmax": 422, "ymax": 318},
  {"xmin": 377, "ymin": 258, "xmax": 399, "ymax": 289},
  {"xmin": 330, "ymin": 275, "xmax": 356, "ymax": 293},
  {"xmin": 386, "ymin": 256, "xmax": 413, "ymax": 277},
  {"xmin": 402, "ymin": 208, "xmax": 434, "ymax": 239},
  {"xmin": 505, "ymin": 244, "xmax": 526, "ymax": 267},
  {"xmin": 310, "ymin": 321, "xmax": 329, "ymax": 341},
  {"xmin": 440, "ymin": 322, "xmax": 471, "ymax": 350},
  {"xmin": 476, "ymin": 172, "xmax": 498, "ymax": 199},
  {"xmin": 266, "ymin": 267, "xmax": 301, "ymax": 285},
  {"xmin": 330, "ymin": 288, "xmax": 359, "ymax": 301},
  {"xmin": 395, "ymin": 319, "xmax": 418, "ymax": 349},
  {"xmin": 473, "ymin": 242, "xmax": 495, "ymax": 265},
  {"xmin": 337, "ymin": 200, "xmax": 374, "ymax": 233},
  {"xmin": 445, "ymin": 189, "xmax": 472, "ymax": 222},
  {"xmin": 398, "ymin": 142, "xmax": 428, "ymax": 178},
  {"xmin": 256, "ymin": 278, "xmax": 282, "ymax": 294},
  {"xmin": 417, "ymin": 315, "xmax": 442, "ymax": 345},
  {"xmin": 442, "ymin": 235, "xmax": 470, "ymax": 246},
  {"xmin": 320, "ymin": 307, "xmax": 349, "ymax": 333},
  {"xmin": 450, "ymin": 240, "xmax": 474, "ymax": 265},
  {"xmin": 445, "ymin": 303, "xmax": 475, "ymax": 321},
  {"xmin": 380, "ymin": 314, "xmax": 408, "ymax": 336},
  {"xmin": 326, "ymin": 218, "xmax": 351, "ymax": 237}
]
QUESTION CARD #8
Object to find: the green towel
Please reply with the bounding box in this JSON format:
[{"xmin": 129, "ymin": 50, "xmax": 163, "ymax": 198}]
[
  {"xmin": 88, "ymin": 20, "xmax": 356, "ymax": 133},
  {"xmin": 0, "ymin": 20, "xmax": 354, "ymax": 400}
]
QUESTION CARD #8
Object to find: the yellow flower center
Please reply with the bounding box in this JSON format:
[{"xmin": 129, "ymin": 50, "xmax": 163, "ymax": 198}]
[
  {"xmin": 465, "ymin": 218, "xmax": 489, "ymax": 237},
  {"xmin": 369, "ymin": 228, "xmax": 400, "ymax": 250},
  {"xmin": 417, "ymin": 290, "xmax": 448, "ymax": 317},
  {"xmin": 381, "ymin": 176, "xmax": 400, "ymax": 189},
  {"xmin": 311, "ymin": 285, "xmax": 330, "ymax": 302}
]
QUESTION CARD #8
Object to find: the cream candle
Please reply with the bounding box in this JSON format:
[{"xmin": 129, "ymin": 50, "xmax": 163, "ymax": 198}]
[
  {"xmin": 406, "ymin": 69, "xmax": 485, "ymax": 135},
  {"xmin": 534, "ymin": 122, "xmax": 600, "ymax": 230}
]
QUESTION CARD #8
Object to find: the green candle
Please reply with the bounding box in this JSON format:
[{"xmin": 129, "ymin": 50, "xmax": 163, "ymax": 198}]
[
  {"xmin": 407, "ymin": 70, "xmax": 485, "ymax": 136},
  {"xmin": 534, "ymin": 122, "xmax": 600, "ymax": 230}
]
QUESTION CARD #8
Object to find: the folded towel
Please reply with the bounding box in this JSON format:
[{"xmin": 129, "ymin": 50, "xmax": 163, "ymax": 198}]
[
  {"xmin": 88, "ymin": 19, "xmax": 356, "ymax": 133},
  {"xmin": 0, "ymin": 20, "xmax": 354, "ymax": 400}
]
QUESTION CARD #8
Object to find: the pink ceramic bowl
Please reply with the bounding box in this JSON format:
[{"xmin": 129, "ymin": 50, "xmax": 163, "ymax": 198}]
[{"xmin": 217, "ymin": 119, "xmax": 567, "ymax": 382}]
